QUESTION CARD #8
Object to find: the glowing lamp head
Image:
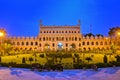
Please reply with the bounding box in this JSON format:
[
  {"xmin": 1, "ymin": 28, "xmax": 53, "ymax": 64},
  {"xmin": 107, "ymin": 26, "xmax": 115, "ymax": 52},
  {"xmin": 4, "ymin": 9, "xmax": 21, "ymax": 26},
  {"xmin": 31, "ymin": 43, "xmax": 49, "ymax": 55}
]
[
  {"xmin": 0, "ymin": 32, "xmax": 4, "ymax": 37},
  {"xmin": 118, "ymin": 32, "xmax": 120, "ymax": 36}
]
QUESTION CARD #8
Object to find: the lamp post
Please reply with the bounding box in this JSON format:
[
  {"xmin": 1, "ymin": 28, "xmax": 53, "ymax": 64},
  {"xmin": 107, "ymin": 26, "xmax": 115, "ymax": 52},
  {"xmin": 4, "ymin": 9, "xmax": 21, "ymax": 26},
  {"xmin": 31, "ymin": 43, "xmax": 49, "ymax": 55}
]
[
  {"xmin": 0, "ymin": 31, "xmax": 4, "ymax": 56},
  {"xmin": 0, "ymin": 31, "xmax": 4, "ymax": 45}
]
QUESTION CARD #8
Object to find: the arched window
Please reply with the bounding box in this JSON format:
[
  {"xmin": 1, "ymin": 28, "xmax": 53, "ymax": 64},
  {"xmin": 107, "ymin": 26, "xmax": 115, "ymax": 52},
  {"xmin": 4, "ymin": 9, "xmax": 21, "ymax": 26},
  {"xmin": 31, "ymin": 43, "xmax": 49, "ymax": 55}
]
[
  {"xmin": 88, "ymin": 47, "xmax": 91, "ymax": 51},
  {"xmin": 26, "ymin": 42, "xmax": 29, "ymax": 46},
  {"xmin": 35, "ymin": 42, "xmax": 38, "ymax": 46},
  {"xmin": 52, "ymin": 37, "xmax": 54, "ymax": 41},
  {"xmin": 79, "ymin": 43, "xmax": 81, "ymax": 47},
  {"xmin": 83, "ymin": 47, "xmax": 86, "ymax": 50},
  {"xmin": 52, "ymin": 43, "xmax": 55, "ymax": 47},
  {"xmin": 91, "ymin": 42, "xmax": 94, "ymax": 45},
  {"xmin": 75, "ymin": 37, "xmax": 77, "ymax": 41},
  {"xmin": 31, "ymin": 42, "xmax": 33, "ymax": 46},
  {"xmin": 66, "ymin": 43, "xmax": 68, "ymax": 47},
  {"xmin": 69, "ymin": 37, "xmax": 71, "ymax": 41},
  {"xmin": 62, "ymin": 37, "xmax": 64, "ymax": 41},
  {"xmin": 17, "ymin": 42, "xmax": 20, "ymax": 46},
  {"xmin": 39, "ymin": 43, "xmax": 41, "ymax": 47},
  {"xmin": 46, "ymin": 37, "xmax": 48, "ymax": 41},
  {"xmin": 21, "ymin": 42, "xmax": 24, "ymax": 45},
  {"xmin": 49, "ymin": 37, "xmax": 51, "ymax": 41},
  {"xmin": 56, "ymin": 37, "xmax": 58, "ymax": 41},
  {"xmin": 66, "ymin": 37, "xmax": 68, "ymax": 41},
  {"xmin": 87, "ymin": 42, "xmax": 89, "ymax": 45},
  {"xmin": 65, "ymin": 31, "xmax": 67, "ymax": 33},
  {"xmin": 105, "ymin": 42, "xmax": 107, "ymax": 45},
  {"xmin": 96, "ymin": 42, "xmax": 98, "ymax": 45},
  {"xmin": 39, "ymin": 38, "xmax": 41, "ymax": 41},
  {"xmin": 100, "ymin": 42, "xmax": 103, "ymax": 45},
  {"xmin": 43, "ymin": 37, "xmax": 45, "ymax": 41},
  {"xmin": 82, "ymin": 42, "xmax": 85, "ymax": 45}
]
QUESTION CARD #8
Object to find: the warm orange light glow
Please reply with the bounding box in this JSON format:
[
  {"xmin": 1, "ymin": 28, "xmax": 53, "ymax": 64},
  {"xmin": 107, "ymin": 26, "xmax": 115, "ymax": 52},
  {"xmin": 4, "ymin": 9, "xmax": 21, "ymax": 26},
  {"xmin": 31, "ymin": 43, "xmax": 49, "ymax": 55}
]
[
  {"xmin": 105, "ymin": 38, "xmax": 108, "ymax": 39},
  {"xmin": 118, "ymin": 32, "xmax": 120, "ymax": 35},
  {"xmin": 0, "ymin": 32, "xmax": 4, "ymax": 37}
]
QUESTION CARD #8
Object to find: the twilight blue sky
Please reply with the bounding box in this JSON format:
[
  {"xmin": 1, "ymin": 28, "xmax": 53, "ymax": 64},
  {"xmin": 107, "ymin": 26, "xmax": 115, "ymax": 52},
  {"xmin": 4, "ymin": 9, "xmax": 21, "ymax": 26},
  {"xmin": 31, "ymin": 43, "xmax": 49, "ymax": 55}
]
[{"xmin": 0, "ymin": 0, "xmax": 120, "ymax": 37}]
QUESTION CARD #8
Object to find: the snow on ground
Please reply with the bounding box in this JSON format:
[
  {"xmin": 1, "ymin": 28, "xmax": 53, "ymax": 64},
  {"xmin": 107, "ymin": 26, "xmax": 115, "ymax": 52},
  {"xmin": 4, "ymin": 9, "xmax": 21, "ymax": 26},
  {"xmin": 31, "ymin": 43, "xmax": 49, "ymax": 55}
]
[{"xmin": 0, "ymin": 67, "xmax": 120, "ymax": 80}]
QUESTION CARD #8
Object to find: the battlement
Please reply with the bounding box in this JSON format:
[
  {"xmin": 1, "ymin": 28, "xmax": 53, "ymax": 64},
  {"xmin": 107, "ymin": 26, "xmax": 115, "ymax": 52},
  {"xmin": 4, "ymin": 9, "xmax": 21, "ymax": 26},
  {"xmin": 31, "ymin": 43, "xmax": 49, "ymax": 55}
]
[
  {"xmin": 82, "ymin": 35, "xmax": 109, "ymax": 39},
  {"xmin": 8, "ymin": 36, "xmax": 37, "ymax": 40}
]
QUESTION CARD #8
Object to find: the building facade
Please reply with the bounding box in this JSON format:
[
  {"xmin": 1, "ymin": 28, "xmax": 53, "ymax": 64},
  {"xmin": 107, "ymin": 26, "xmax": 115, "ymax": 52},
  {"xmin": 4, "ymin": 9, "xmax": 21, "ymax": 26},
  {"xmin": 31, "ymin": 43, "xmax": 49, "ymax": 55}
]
[{"xmin": 1, "ymin": 20, "xmax": 119, "ymax": 51}]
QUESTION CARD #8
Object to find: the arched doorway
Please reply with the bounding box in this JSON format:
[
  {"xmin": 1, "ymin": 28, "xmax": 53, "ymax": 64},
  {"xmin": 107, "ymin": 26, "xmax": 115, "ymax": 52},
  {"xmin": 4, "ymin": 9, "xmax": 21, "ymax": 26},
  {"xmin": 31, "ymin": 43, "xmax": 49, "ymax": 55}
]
[
  {"xmin": 70, "ymin": 43, "xmax": 76, "ymax": 49},
  {"xmin": 58, "ymin": 42, "xmax": 63, "ymax": 50},
  {"xmin": 44, "ymin": 43, "xmax": 50, "ymax": 50}
]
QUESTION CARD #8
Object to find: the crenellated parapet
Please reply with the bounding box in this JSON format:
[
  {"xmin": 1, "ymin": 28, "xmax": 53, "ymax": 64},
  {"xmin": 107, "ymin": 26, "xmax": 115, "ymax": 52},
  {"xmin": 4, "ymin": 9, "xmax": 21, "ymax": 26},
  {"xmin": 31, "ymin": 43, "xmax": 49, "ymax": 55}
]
[
  {"xmin": 82, "ymin": 35, "xmax": 106, "ymax": 39},
  {"xmin": 8, "ymin": 36, "xmax": 38, "ymax": 40}
]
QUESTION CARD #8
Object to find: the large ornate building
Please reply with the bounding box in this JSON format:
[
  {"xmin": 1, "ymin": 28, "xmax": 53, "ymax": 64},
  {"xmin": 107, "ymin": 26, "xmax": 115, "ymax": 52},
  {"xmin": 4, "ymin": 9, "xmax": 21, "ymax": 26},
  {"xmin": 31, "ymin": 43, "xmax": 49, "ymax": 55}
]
[{"xmin": 0, "ymin": 20, "xmax": 119, "ymax": 51}]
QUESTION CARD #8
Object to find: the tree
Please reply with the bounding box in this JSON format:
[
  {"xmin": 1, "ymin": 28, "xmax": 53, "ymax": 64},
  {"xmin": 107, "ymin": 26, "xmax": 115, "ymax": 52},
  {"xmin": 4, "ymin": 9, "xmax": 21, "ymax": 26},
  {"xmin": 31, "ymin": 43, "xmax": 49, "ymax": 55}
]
[
  {"xmin": 108, "ymin": 27, "xmax": 120, "ymax": 37},
  {"xmin": 103, "ymin": 55, "xmax": 108, "ymax": 63},
  {"xmin": 85, "ymin": 57, "xmax": 92, "ymax": 63},
  {"xmin": 115, "ymin": 55, "xmax": 120, "ymax": 62},
  {"xmin": 0, "ymin": 40, "xmax": 13, "ymax": 55}
]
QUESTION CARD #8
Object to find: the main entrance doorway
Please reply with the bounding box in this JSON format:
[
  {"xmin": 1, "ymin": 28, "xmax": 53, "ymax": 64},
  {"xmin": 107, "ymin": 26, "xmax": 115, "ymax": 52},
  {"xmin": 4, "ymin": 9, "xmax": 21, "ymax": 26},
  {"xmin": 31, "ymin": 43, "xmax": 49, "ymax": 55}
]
[{"xmin": 58, "ymin": 42, "xmax": 63, "ymax": 50}]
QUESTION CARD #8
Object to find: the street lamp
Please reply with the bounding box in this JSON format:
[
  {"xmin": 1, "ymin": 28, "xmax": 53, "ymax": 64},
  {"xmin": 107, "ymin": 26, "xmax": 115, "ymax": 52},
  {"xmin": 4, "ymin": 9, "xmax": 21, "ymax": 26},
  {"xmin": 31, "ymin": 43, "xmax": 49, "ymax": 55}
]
[
  {"xmin": 117, "ymin": 32, "xmax": 120, "ymax": 36},
  {"xmin": 0, "ymin": 32, "xmax": 4, "ymax": 37}
]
